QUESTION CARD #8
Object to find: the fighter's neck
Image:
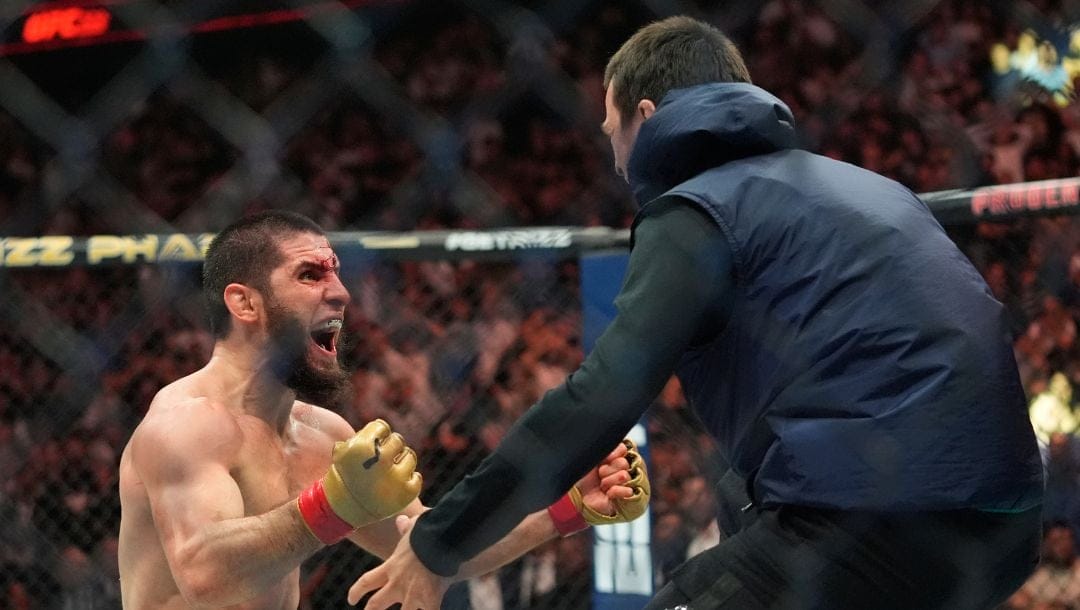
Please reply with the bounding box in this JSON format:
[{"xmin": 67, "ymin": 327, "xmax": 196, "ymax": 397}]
[{"xmin": 203, "ymin": 340, "xmax": 295, "ymax": 429}]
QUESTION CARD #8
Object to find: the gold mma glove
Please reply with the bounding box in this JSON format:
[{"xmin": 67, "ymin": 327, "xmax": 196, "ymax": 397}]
[
  {"xmin": 570, "ymin": 438, "xmax": 651, "ymax": 525},
  {"xmin": 547, "ymin": 438, "xmax": 652, "ymax": 536},
  {"xmin": 298, "ymin": 419, "xmax": 422, "ymax": 544}
]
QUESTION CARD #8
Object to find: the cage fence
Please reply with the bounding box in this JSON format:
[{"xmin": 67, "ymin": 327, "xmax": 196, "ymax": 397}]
[{"xmin": 0, "ymin": 0, "xmax": 1079, "ymax": 608}]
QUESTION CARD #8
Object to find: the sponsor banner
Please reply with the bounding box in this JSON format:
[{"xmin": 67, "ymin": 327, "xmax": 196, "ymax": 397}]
[
  {"xmin": 0, "ymin": 228, "xmax": 629, "ymax": 267},
  {"xmin": 969, "ymin": 178, "xmax": 1080, "ymax": 218},
  {"xmin": 2, "ymin": 1, "xmax": 407, "ymax": 57},
  {"xmin": 6, "ymin": 179, "xmax": 1080, "ymax": 268},
  {"xmin": 0, "ymin": 233, "xmax": 214, "ymax": 267},
  {"xmin": 920, "ymin": 177, "xmax": 1080, "ymax": 224},
  {"xmin": 444, "ymin": 228, "xmax": 573, "ymax": 251}
]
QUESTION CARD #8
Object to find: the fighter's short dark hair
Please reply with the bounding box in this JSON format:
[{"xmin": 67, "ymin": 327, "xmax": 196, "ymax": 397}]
[{"xmin": 202, "ymin": 210, "xmax": 324, "ymax": 338}]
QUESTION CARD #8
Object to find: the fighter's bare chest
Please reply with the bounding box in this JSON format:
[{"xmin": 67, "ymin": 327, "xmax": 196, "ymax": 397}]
[{"xmin": 229, "ymin": 415, "xmax": 334, "ymax": 516}]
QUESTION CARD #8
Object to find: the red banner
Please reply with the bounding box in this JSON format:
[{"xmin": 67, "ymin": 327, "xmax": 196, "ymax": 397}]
[
  {"xmin": 969, "ymin": 178, "xmax": 1080, "ymax": 218},
  {"xmin": 22, "ymin": 7, "xmax": 111, "ymax": 44},
  {"xmin": 3, "ymin": 0, "xmax": 399, "ymax": 56}
]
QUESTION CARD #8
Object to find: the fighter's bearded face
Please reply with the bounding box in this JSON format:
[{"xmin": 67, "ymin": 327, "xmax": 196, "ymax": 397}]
[{"xmin": 263, "ymin": 233, "xmax": 351, "ymax": 407}]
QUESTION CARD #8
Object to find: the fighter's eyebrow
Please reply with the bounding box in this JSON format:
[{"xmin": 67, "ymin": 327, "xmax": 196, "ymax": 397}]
[{"xmin": 294, "ymin": 257, "xmax": 340, "ymax": 273}]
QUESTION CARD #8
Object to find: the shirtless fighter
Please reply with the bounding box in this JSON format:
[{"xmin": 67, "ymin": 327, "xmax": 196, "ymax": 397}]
[{"xmin": 117, "ymin": 210, "xmax": 650, "ymax": 609}]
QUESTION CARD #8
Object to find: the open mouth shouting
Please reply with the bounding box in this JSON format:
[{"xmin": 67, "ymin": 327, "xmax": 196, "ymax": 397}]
[{"xmin": 309, "ymin": 318, "xmax": 343, "ymax": 357}]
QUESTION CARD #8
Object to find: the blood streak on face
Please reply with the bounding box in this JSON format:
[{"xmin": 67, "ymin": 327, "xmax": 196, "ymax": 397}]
[{"xmin": 317, "ymin": 253, "xmax": 339, "ymax": 274}]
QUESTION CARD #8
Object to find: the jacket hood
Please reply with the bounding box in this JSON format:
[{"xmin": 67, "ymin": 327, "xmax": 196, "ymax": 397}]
[{"xmin": 627, "ymin": 83, "xmax": 798, "ymax": 205}]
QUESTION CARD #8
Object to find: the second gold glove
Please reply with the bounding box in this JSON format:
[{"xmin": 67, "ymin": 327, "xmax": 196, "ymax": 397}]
[{"xmin": 570, "ymin": 438, "xmax": 651, "ymax": 525}]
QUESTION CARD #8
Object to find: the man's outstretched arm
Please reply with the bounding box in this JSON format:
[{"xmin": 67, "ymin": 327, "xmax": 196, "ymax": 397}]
[
  {"xmin": 349, "ymin": 200, "xmax": 732, "ymax": 608},
  {"xmin": 412, "ymin": 200, "xmax": 731, "ymax": 574}
]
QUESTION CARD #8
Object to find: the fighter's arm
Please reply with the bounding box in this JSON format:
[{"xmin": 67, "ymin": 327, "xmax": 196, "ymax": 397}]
[
  {"xmin": 346, "ymin": 497, "xmax": 424, "ymax": 559},
  {"xmin": 132, "ymin": 400, "xmax": 322, "ymax": 607},
  {"xmin": 137, "ymin": 400, "xmax": 420, "ymax": 608},
  {"xmin": 455, "ymin": 438, "xmax": 647, "ymax": 580},
  {"xmin": 348, "ymin": 435, "xmax": 652, "ymax": 606},
  {"xmin": 347, "ymin": 439, "xmax": 644, "ymax": 570},
  {"xmin": 348, "ymin": 498, "xmax": 557, "ymax": 567}
]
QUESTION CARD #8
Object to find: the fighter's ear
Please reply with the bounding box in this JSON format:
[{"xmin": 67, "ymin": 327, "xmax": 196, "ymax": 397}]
[
  {"xmin": 638, "ymin": 99, "xmax": 657, "ymax": 121},
  {"xmin": 224, "ymin": 283, "xmax": 262, "ymax": 325}
]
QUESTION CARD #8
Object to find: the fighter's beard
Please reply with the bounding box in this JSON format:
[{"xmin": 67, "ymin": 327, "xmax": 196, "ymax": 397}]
[{"xmin": 265, "ymin": 302, "xmax": 352, "ymax": 409}]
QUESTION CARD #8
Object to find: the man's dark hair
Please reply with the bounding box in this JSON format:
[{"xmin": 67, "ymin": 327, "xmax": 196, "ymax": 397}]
[
  {"xmin": 202, "ymin": 210, "xmax": 324, "ymax": 338},
  {"xmin": 604, "ymin": 16, "xmax": 751, "ymax": 121}
]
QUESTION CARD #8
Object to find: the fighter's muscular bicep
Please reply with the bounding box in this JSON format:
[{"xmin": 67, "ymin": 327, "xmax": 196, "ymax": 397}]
[{"xmin": 131, "ymin": 399, "xmax": 244, "ymax": 576}]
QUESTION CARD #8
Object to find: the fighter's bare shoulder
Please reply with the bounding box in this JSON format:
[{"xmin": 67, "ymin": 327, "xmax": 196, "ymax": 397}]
[
  {"xmin": 132, "ymin": 385, "xmax": 242, "ymax": 469},
  {"xmin": 291, "ymin": 401, "xmax": 355, "ymax": 443}
]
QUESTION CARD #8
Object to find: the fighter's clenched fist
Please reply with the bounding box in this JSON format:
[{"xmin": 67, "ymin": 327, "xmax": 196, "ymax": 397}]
[
  {"xmin": 300, "ymin": 419, "xmax": 422, "ymax": 543},
  {"xmin": 571, "ymin": 438, "xmax": 650, "ymax": 525}
]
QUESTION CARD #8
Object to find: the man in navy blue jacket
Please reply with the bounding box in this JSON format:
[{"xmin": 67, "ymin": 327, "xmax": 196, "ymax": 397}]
[{"xmin": 351, "ymin": 15, "xmax": 1044, "ymax": 609}]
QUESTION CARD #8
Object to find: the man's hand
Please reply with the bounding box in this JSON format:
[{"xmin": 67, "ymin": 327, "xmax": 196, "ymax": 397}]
[
  {"xmin": 299, "ymin": 419, "xmax": 423, "ymax": 544},
  {"xmin": 347, "ymin": 514, "xmax": 449, "ymax": 609}
]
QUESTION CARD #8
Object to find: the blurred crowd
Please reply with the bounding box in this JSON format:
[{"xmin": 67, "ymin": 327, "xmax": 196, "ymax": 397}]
[{"xmin": 3, "ymin": 0, "xmax": 1080, "ymax": 608}]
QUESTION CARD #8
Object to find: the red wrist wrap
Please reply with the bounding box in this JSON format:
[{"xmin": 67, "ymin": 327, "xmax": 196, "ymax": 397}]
[
  {"xmin": 297, "ymin": 479, "xmax": 355, "ymax": 545},
  {"xmin": 547, "ymin": 492, "xmax": 589, "ymax": 537}
]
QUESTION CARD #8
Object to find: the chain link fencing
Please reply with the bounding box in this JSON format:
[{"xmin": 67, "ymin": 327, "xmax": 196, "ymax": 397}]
[
  {"xmin": 0, "ymin": 247, "xmax": 728, "ymax": 609},
  {"xmin": 1, "ymin": 0, "xmax": 1080, "ymax": 608}
]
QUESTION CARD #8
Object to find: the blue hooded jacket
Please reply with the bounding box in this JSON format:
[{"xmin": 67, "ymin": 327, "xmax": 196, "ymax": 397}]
[{"xmin": 628, "ymin": 83, "xmax": 1043, "ymax": 511}]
